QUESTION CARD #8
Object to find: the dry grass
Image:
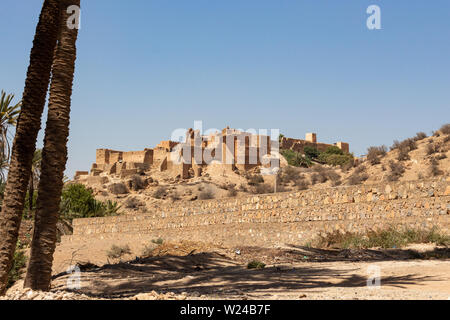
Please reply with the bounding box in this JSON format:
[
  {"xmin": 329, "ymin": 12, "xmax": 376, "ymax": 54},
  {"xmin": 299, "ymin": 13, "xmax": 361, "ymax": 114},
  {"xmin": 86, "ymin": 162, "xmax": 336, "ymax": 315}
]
[
  {"xmin": 367, "ymin": 145, "xmax": 387, "ymax": 165},
  {"xmin": 247, "ymin": 260, "xmax": 266, "ymax": 269},
  {"xmin": 313, "ymin": 228, "xmax": 450, "ymax": 249},
  {"xmin": 153, "ymin": 186, "xmax": 167, "ymax": 199},
  {"xmin": 128, "ymin": 175, "xmax": 147, "ymax": 191},
  {"xmin": 428, "ymin": 158, "xmax": 443, "ymax": 177},
  {"xmin": 199, "ymin": 188, "xmax": 215, "ymax": 200},
  {"xmin": 253, "ymin": 183, "xmax": 273, "ymax": 194},
  {"xmin": 387, "ymin": 161, "xmax": 405, "ymax": 182},
  {"xmin": 247, "ymin": 174, "xmax": 264, "ymax": 186},
  {"xmin": 106, "ymin": 244, "xmax": 132, "ymax": 260},
  {"xmin": 439, "ymin": 123, "xmax": 450, "ymax": 135}
]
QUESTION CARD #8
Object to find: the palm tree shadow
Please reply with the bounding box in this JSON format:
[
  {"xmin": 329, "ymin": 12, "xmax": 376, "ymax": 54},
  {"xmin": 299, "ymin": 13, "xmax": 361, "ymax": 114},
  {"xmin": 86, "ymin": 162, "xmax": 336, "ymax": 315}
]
[{"xmin": 51, "ymin": 246, "xmax": 447, "ymax": 299}]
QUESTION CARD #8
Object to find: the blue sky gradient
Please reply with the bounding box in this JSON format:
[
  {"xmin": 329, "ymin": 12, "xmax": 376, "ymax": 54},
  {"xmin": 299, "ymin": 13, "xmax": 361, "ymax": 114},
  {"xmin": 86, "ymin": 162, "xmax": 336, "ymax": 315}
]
[{"xmin": 1, "ymin": 0, "xmax": 449, "ymax": 177}]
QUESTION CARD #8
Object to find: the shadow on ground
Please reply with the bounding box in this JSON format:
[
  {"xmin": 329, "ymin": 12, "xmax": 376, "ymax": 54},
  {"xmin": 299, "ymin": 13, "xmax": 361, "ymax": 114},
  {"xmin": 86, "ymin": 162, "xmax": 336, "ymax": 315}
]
[{"xmin": 51, "ymin": 245, "xmax": 448, "ymax": 299}]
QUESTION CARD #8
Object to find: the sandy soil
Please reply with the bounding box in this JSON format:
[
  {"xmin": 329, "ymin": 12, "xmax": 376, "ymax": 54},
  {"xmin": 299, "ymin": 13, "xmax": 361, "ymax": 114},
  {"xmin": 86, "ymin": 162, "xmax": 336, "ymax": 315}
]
[{"xmin": 48, "ymin": 240, "xmax": 450, "ymax": 300}]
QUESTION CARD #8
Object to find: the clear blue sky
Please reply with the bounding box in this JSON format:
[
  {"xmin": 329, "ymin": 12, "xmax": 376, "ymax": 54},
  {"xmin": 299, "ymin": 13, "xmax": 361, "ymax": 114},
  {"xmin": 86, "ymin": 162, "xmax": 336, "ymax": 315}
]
[{"xmin": 1, "ymin": 0, "xmax": 449, "ymax": 177}]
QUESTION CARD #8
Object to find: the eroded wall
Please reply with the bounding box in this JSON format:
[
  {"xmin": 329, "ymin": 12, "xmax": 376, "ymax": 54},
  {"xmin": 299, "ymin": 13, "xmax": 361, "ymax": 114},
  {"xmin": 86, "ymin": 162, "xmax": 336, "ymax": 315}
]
[{"xmin": 65, "ymin": 179, "xmax": 450, "ymax": 247}]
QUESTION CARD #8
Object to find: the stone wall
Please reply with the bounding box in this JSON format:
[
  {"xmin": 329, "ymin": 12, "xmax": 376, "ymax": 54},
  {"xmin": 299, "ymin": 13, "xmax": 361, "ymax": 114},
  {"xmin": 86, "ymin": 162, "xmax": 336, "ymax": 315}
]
[{"xmin": 65, "ymin": 179, "xmax": 450, "ymax": 247}]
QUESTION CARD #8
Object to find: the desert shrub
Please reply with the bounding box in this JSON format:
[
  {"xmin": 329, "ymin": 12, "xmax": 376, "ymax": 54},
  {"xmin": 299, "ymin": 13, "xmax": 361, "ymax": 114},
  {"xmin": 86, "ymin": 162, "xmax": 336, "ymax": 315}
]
[
  {"xmin": 327, "ymin": 170, "xmax": 342, "ymax": 186},
  {"xmin": 340, "ymin": 161, "xmax": 355, "ymax": 172},
  {"xmin": 278, "ymin": 166, "xmax": 301, "ymax": 184},
  {"xmin": 247, "ymin": 260, "xmax": 266, "ymax": 269},
  {"xmin": 428, "ymin": 158, "xmax": 443, "ymax": 177},
  {"xmin": 304, "ymin": 146, "xmax": 320, "ymax": 159},
  {"xmin": 347, "ymin": 172, "xmax": 369, "ymax": 186},
  {"xmin": 426, "ymin": 143, "xmax": 438, "ymax": 155},
  {"xmin": 199, "ymin": 188, "xmax": 215, "ymax": 200},
  {"xmin": 106, "ymin": 244, "xmax": 132, "ymax": 260},
  {"xmin": 247, "ymin": 174, "xmax": 264, "ymax": 186},
  {"xmin": 153, "ymin": 186, "xmax": 167, "ymax": 199},
  {"xmin": 7, "ymin": 241, "xmax": 27, "ymax": 289},
  {"xmin": 387, "ymin": 161, "xmax": 405, "ymax": 182},
  {"xmin": 281, "ymin": 149, "xmax": 311, "ymax": 167},
  {"xmin": 436, "ymin": 153, "xmax": 447, "ymax": 160},
  {"xmin": 253, "ymin": 183, "xmax": 273, "ymax": 194},
  {"xmin": 366, "ymin": 145, "xmax": 387, "ymax": 165},
  {"xmin": 391, "ymin": 138, "xmax": 417, "ymax": 161},
  {"xmin": 295, "ymin": 177, "xmax": 309, "ymax": 190},
  {"xmin": 318, "ymin": 147, "xmax": 353, "ymax": 167},
  {"xmin": 313, "ymin": 227, "xmax": 449, "ymax": 249},
  {"xmin": 124, "ymin": 197, "xmax": 144, "ymax": 209},
  {"xmin": 439, "ymin": 123, "xmax": 450, "ymax": 135},
  {"xmin": 107, "ymin": 182, "xmax": 129, "ymax": 195},
  {"xmin": 227, "ymin": 185, "xmax": 238, "ymax": 197},
  {"xmin": 141, "ymin": 239, "xmax": 163, "ymax": 257},
  {"xmin": 169, "ymin": 191, "xmax": 181, "ymax": 202},
  {"xmin": 397, "ymin": 147, "xmax": 410, "ymax": 161},
  {"xmin": 128, "ymin": 175, "xmax": 148, "ymax": 191},
  {"xmin": 310, "ymin": 166, "xmax": 340, "ymax": 186},
  {"xmin": 141, "ymin": 245, "xmax": 154, "ymax": 257},
  {"xmin": 60, "ymin": 184, "xmax": 120, "ymax": 220},
  {"xmin": 281, "ymin": 168, "xmax": 310, "ymax": 190},
  {"xmin": 403, "ymin": 138, "xmax": 418, "ymax": 150},
  {"xmin": 354, "ymin": 165, "xmax": 366, "ymax": 174},
  {"xmin": 239, "ymin": 184, "xmax": 248, "ymax": 192},
  {"xmin": 414, "ymin": 132, "xmax": 427, "ymax": 141},
  {"xmin": 152, "ymin": 238, "xmax": 164, "ymax": 245}
]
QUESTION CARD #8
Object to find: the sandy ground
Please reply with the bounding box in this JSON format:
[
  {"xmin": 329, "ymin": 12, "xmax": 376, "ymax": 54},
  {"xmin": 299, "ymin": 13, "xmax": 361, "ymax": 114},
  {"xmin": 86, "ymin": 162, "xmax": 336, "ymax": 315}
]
[{"xmin": 47, "ymin": 240, "xmax": 450, "ymax": 300}]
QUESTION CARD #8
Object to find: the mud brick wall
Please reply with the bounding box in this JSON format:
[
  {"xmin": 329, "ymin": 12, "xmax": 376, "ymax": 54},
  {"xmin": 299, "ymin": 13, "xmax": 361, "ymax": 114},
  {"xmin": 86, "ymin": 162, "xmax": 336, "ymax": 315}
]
[{"xmin": 67, "ymin": 179, "xmax": 450, "ymax": 247}]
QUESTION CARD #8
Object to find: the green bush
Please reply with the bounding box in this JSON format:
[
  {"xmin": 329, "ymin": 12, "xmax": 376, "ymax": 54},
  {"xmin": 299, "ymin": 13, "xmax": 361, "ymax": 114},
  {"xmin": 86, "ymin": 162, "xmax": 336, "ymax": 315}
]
[
  {"xmin": 60, "ymin": 184, "xmax": 120, "ymax": 220},
  {"xmin": 281, "ymin": 150, "xmax": 312, "ymax": 167},
  {"xmin": 318, "ymin": 153, "xmax": 353, "ymax": 166},
  {"xmin": 304, "ymin": 146, "xmax": 320, "ymax": 159},
  {"xmin": 247, "ymin": 260, "xmax": 266, "ymax": 269},
  {"xmin": 152, "ymin": 238, "xmax": 164, "ymax": 245},
  {"xmin": 316, "ymin": 146, "xmax": 353, "ymax": 167},
  {"xmin": 7, "ymin": 241, "xmax": 27, "ymax": 289}
]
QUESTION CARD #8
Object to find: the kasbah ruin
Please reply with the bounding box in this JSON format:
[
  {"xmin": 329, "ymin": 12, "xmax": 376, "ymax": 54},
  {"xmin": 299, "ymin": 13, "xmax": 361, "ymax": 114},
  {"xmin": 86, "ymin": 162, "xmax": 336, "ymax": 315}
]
[
  {"xmin": 7, "ymin": 124, "xmax": 441, "ymax": 301},
  {"xmin": 2, "ymin": 2, "xmax": 450, "ymax": 303}
]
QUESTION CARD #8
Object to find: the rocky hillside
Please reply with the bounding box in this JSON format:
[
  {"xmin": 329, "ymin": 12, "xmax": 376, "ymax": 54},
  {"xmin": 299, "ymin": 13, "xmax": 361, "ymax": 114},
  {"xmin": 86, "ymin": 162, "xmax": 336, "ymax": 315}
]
[{"xmin": 75, "ymin": 124, "xmax": 449, "ymax": 215}]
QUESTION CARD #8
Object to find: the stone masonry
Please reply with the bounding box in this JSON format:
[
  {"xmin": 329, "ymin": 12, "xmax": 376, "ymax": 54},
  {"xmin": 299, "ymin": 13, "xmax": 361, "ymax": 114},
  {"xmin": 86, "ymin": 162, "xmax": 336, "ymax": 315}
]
[{"xmin": 63, "ymin": 178, "xmax": 450, "ymax": 247}]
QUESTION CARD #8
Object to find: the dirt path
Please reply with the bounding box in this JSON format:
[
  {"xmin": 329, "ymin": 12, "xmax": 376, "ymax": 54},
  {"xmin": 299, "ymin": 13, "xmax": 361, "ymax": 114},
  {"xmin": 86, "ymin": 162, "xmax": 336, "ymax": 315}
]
[{"xmin": 49, "ymin": 240, "xmax": 450, "ymax": 300}]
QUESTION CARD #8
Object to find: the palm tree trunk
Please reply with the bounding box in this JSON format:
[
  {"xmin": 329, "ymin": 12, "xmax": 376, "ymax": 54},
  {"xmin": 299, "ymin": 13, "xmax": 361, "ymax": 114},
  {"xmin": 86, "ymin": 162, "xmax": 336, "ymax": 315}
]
[
  {"xmin": 0, "ymin": 0, "xmax": 60, "ymax": 295},
  {"xmin": 24, "ymin": 0, "xmax": 80, "ymax": 291}
]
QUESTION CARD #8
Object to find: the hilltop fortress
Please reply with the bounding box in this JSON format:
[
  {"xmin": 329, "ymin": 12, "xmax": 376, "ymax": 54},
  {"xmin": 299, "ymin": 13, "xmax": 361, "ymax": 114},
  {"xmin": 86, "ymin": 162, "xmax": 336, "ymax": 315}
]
[{"xmin": 75, "ymin": 128, "xmax": 350, "ymax": 180}]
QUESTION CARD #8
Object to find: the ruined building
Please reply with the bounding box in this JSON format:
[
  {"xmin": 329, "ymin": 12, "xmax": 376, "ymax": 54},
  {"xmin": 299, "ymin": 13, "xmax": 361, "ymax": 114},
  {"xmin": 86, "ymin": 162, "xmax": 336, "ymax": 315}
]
[
  {"xmin": 75, "ymin": 128, "xmax": 350, "ymax": 180},
  {"xmin": 280, "ymin": 133, "xmax": 350, "ymax": 154}
]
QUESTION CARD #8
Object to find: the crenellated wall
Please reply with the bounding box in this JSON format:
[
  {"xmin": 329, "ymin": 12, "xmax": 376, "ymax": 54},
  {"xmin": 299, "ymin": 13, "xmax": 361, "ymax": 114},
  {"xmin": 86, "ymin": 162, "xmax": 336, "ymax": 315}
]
[{"xmin": 64, "ymin": 179, "xmax": 450, "ymax": 247}]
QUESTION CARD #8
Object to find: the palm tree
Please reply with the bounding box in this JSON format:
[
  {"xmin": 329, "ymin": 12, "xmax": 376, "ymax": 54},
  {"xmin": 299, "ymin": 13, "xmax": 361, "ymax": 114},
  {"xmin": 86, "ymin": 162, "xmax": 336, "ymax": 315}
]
[
  {"xmin": 0, "ymin": 91, "xmax": 21, "ymax": 182},
  {"xmin": 26, "ymin": 149, "xmax": 42, "ymax": 218},
  {"xmin": 0, "ymin": 0, "xmax": 61, "ymax": 295},
  {"xmin": 24, "ymin": 0, "xmax": 80, "ymax": 291}
]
